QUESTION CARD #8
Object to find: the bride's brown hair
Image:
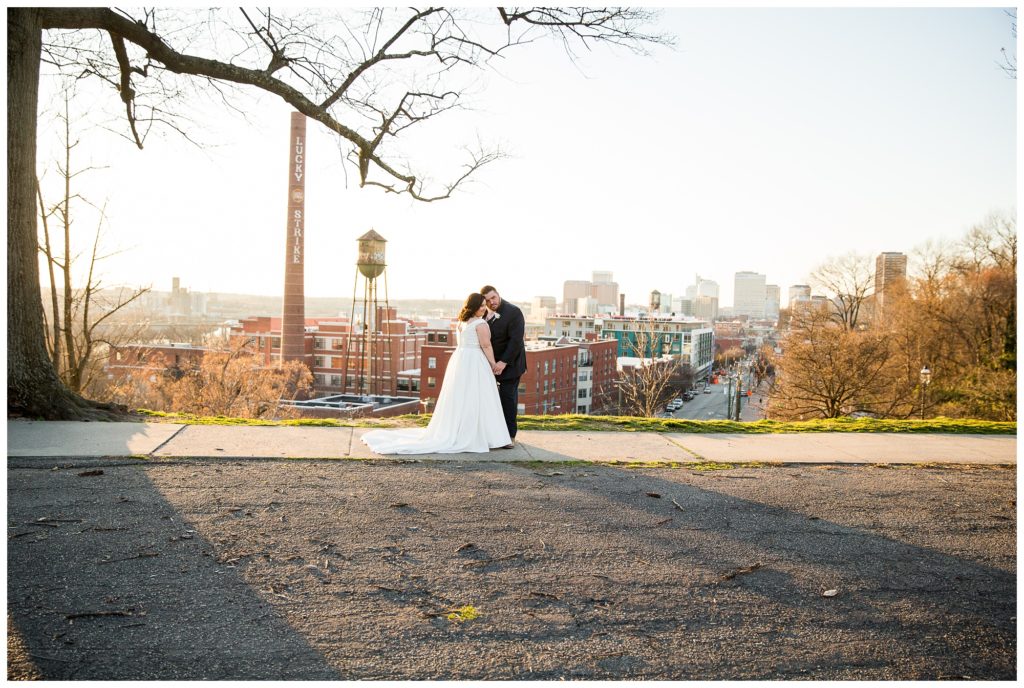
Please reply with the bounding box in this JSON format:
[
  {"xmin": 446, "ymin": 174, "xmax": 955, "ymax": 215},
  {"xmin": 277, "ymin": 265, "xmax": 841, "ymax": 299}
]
[{"xmin": 458, "ymin": 292, "xmax": 486, "ymax": 322}]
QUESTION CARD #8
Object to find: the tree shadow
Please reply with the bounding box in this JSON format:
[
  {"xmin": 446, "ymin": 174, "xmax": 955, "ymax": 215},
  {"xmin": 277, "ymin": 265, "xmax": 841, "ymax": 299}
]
[
  {"xmin": 6, "ymin": 461, "xmax": 340, "ymax": 680},
  {"xmin": 442, "ymin": 452, "xmax": 1016, "ymax": 678},
  {"xmin": 7, "ymin": 452, "xmax": 1015, "ymax": 680}
]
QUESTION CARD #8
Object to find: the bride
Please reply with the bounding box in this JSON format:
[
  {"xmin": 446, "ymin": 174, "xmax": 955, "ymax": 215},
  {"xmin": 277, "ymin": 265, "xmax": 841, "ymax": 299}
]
[{"xmin": 361, "ymin": 292, "xmax": 513, "ymax": 454}]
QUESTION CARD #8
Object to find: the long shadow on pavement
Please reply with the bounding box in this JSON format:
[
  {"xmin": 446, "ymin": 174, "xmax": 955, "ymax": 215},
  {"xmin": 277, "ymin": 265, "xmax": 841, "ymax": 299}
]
[
  {"xmin": 435, "ymin": 454, "xmax": 1016, "ymax": 679},
  {"xmin": 7, "ymin": 452, "xmax": 1016, "ymax": 680},
  {"xmin": 6, "ymin": 459, "xmax": 341, "ymax": 680}
]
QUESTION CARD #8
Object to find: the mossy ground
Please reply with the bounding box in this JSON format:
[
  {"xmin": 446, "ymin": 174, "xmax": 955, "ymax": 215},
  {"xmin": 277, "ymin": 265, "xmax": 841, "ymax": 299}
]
[{"xmin": 137, "ymin": 409, "xmax": 1015, "ymax": 434}]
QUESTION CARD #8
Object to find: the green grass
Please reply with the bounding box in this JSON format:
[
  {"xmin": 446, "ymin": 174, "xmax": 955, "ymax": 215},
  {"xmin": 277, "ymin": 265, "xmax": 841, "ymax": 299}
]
[
  {"xmin": 137, "ymin": 409, "xmax": 406, "ymax": 428},
  {"xmin": 135, "ymin": 409, "xmax": 1015, "ymax": 434}
]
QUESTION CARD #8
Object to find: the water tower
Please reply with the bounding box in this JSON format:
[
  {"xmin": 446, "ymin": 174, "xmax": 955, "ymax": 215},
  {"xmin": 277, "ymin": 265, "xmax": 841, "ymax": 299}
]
[{"xmin": 347, "ymin": 230, "xmax": 392, "ymax": 395}]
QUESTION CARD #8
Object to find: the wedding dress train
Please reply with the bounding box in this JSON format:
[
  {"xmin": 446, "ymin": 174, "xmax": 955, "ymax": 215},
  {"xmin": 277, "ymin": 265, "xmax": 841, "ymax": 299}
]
[{"xmin": 360, "ymin": 317, "xmax": 512, "ymax": 454}]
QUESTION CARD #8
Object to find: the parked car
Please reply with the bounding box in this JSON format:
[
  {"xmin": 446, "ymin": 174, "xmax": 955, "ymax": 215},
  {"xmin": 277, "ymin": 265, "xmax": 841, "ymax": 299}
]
[{"xmin": 704, "ymin": 387, "xmax": 712, "ymax": 394}]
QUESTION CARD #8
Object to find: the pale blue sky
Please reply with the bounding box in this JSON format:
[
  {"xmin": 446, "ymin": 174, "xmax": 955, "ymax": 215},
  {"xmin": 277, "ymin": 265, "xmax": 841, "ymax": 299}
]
[{"xmin": 36, "ymin": 7, "xmax": 1016, "ymax": 309}]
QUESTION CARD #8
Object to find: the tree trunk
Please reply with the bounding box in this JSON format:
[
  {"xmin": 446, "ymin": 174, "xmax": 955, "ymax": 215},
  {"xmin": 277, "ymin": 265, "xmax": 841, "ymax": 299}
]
[{"xmin": 7, "ymin": 8, "xmax": 121, "ymax": 419}]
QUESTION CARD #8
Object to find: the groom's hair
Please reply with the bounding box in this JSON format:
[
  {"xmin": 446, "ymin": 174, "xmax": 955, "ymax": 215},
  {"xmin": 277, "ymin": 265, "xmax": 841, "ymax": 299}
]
[{"xmin": 480, "ymin": 285, "xmax": 497, "ymax": 295}]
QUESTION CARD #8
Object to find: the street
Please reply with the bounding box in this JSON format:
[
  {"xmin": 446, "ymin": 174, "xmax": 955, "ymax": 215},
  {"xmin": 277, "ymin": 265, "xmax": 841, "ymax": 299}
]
[{"xmin": 665, "ymin": 378, "xmax": 766, "ymax": 422}]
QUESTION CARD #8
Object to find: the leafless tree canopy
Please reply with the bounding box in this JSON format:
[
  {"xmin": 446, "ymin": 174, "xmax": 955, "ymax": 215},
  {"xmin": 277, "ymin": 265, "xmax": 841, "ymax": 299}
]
[
  {"xmin": 10, "ymin": 7, "xmax": 671, "ymax": 420},
  {"xmin": 36, "ymin": 90, "xmax": 150, "ymax": 396},
  {"xmin": 809, "ymin": 252, "xmax": 875, "ymax": 331},
  {"xmin": 615, "ymin": 321, "xmax": 680, "ymax": 417},
  {"xmin": 771, "ymin": 212, "xmax": 1016, "ymax": 421},
  {"xmin": 37, "ymin": 7, "xmax": 672, "ymax": 201}
]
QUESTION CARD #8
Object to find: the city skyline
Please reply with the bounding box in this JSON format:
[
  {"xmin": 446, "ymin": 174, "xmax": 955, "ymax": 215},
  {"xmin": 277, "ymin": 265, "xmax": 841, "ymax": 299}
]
[{"xmin": 34, "ymin": 7, "xmax": 1016, "ymax": 310}]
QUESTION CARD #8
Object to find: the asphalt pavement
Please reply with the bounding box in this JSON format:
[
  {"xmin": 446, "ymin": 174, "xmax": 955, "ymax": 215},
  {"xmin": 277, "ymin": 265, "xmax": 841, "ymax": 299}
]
[{"xmin": 6, "ymin": 454, "xmax": 1016, "ymax": 679}]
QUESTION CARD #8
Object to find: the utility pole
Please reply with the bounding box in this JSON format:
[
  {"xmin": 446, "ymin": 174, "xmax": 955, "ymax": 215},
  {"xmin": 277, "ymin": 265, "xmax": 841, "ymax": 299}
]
[
  {"xmin": 726, "ymin": 374, "xmax": 734, "ymax": 420},
  {"xmin": 735, "ymin": 373, "xmax": 743, "ymax": 421}
]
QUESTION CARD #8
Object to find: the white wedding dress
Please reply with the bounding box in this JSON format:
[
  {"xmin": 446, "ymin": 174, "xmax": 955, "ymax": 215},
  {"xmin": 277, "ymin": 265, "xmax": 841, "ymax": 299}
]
[{"xmin": 361, "ymin": 317, "xmax": 512, "ymax": 454}]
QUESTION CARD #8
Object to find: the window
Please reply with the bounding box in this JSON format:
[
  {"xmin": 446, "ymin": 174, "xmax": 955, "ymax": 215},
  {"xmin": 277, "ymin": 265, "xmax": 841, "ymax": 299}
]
[
  {"xmin": 577, "ymin": 405, "xmax": 587, "ymax": 414},
  {"xmin": 427, "ymin": 376, "xmax": 437, "ymax": 388},
  {"xmin": 438, "ymin": 333, "xmax": 449, "ymax": 343},
  {"xmin": 518, "ymin": 383, "xmax": 527, "ymax": 394},
  {"xmin": 314, "ymin": 337, "xmax": 325, "ymax": 349},
  {"xmin": 428, "ymin": 333, "xmax": 436, "ymax": 342},
  {"xmin": 578, "ymin": 389, "xmax": 588, "ymax": 399},
  {"xmin": 330, "ymin": 375, "xmax": 342, "ymax": 387},
  {"xmin": 517, "ymin": 404, "xmax": 526, "ymax": 414},
  {"xmin": 314, "ymin": 356, "xmax": 325, "ymax": 368},
  {"xmin": 271, "ymin": 337, "xmax": 281, "ymax": 348},
  {"xmin": 428, "ymin": 357, "xmax": 437, "ymax": 369},
  {"xmin": 552, "ymin": 359, "xmax": 557, "ymax": 373},
  {"xmin": 544, "ymin": 361, "xmax": 549, "ymax": 375},
  {"xmin": 544, "ymin": 380, "xmax": 549, "ymax": 394}
]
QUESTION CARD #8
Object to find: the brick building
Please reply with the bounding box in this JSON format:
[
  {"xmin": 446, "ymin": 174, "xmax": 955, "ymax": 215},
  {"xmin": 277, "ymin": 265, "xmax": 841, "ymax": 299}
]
[
  {"xmin": 107, "ymin": 342, "xmax": 208, "ymax": 382},
  {"xmin": 419, "ymin": 336, "xmax": 618, "ymax": 416},
  {"xmin": 229, "ymin": 311, "xmax": 445, "ymax": 398}
]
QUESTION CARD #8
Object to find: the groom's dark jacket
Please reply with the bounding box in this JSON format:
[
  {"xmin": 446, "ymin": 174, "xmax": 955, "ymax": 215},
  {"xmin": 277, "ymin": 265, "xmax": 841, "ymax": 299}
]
[{"xmin": 487, "ymin": 300, "xmax": 527, "ymax": 382}]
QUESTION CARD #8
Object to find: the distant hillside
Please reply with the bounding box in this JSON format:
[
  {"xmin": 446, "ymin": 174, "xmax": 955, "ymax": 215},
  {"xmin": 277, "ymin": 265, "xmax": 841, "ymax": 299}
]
[
  {"xmin": 68, "ymin": 287, "xmax": 532, "ymax": 321},
  {"xmin": 181, "ymin": 292, "xmax": 466, "ymax": 319}
]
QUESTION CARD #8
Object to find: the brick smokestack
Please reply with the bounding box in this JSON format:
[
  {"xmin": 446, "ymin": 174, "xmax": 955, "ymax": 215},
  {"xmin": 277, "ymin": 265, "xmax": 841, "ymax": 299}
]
[{"xmin": 281, "ymin": 112, "xmax": 306, "ymax": 363}]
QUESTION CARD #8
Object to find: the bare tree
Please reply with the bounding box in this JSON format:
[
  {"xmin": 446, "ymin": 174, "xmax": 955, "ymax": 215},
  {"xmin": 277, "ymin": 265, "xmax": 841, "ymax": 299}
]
[
  {"xmin": 8, "ymin": 7, "xmax": 672, "ymax": 419},
  {"xmin": 36, "ymin": 88, "xmax": 150, "ymax": 396},
  {"xmin": 614, "ymin": 320, "xmax": 680, "ymax": 417},
  {"xmin": 887, "ymin": 212, "xmax": 1017, "ymax": 420},
  {"xmin": 104, "ymin": 338, "xmax": 313, "ymax": 418},
  {"xmin": 167, "ymin": 341, "xmax": 313, "ymax": 419},
  {"xmin": 715, "ymin": 346, "xmax": 745, "ymax": 370},
  {"xmin": 1000, "ymin": 9, "xmax": 1017, "ymax": 79},
  {"xmin": 768, "ymin": 308, "xmax": 914, "ymax": 420},
  {"xmin": 809, "ymin": 252, "xmax": 875, "ymax": 331}
]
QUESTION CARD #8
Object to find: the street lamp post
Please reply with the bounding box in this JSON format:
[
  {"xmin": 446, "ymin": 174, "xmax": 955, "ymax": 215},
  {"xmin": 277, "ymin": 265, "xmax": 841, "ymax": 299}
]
[{"xmin": 919, "ymin": 365, "xmax": 931, "ymax": 420}]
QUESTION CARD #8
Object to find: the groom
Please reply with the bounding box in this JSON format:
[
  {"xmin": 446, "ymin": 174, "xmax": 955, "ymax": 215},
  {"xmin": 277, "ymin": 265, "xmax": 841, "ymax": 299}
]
[{"xmin": 481, "ymin": 285, "xmax": 526, "ymax": 448}]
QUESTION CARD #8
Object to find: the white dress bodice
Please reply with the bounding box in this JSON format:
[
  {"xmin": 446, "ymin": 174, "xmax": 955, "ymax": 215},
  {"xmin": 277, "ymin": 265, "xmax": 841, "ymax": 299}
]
[{"xmin": 457, "ymin": 317, "xmax": 486, "ymax": 349}]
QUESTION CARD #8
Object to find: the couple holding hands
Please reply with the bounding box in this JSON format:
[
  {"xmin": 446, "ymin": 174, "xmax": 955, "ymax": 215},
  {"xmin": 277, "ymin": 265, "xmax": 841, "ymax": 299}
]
[{"xmin": 361, "ymin": 286, "xmax": 526, "ymax": 455}]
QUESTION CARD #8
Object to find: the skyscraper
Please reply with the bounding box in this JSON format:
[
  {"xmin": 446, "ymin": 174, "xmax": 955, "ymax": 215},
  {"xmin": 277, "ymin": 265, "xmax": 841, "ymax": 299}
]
[
  {"xmin": 563, "ymin": 280, "xmax": 591, "ymax": 314},
  {"xmin": 693, "ymin": 295, "xmax": 718, "ymax": 322},
  {"xmin": 733, "ymin": 271, "xmax": 767, "ymax": 319},
  {"xmin": 687, "ymin": 275, "xmax": 719, "ymax": 301},
  {"xmin": 590, "ymin": 271, "xmax": 619, "ymax": 310},
  {"xmin": 765, "ymin": 284, "xmax": 781, "ymax": 320},
  {"xmin": 875, "ymin": 252, "xmax": 907, "ymax": 313},
  {"xmin": 788, "ymin": 284, "xmax": 812, "ymax": 306}
]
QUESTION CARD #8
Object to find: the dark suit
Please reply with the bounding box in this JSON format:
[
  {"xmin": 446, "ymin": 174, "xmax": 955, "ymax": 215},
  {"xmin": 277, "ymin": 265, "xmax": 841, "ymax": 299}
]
[{"xmin": 487, "ymin": 300, "xmax": 526, "ymax": 438}]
